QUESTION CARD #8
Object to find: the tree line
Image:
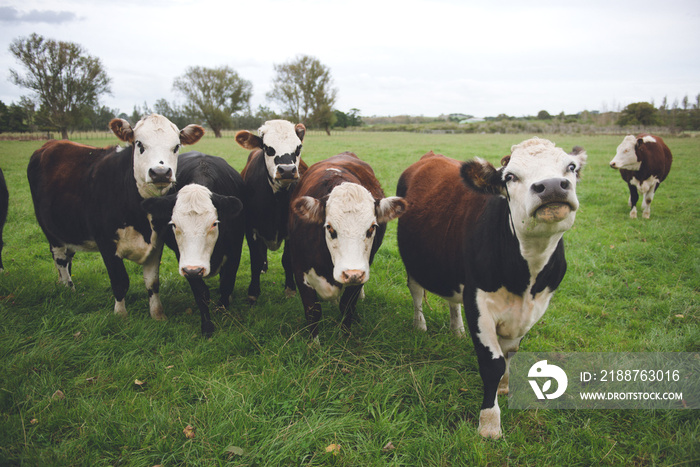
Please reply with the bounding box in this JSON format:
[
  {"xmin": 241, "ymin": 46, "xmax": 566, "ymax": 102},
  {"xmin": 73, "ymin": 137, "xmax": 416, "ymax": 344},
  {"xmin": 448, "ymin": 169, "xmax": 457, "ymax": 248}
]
[
  {"xmin": 3, "ymin": 33, "xmax": 358, "ymax": 139},
  {"xmin": 2, "ymin": 33, "xmax": 699, "ymax": 138}
]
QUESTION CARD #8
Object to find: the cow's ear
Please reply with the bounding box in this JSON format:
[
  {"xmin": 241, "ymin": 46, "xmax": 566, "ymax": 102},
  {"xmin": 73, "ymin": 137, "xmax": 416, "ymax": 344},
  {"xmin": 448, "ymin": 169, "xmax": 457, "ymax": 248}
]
[
  {"xmin": 180, "ymin": 125, "xmax": 205, "ymax": 145},
  {"xmin": 109, "ymin": 118, "xmax": 134, "ymax": 143},
  {"xmin": 235, "ymin": 130, "xmax": 263, "ymax": 150},
  {"xmin": 142, "ymin": 195, "xmax": 176, "ymax": 233},
  {"xmin": 212, "ymin": 194, "xmax": 243, "ymax": 222},
  {"xmin": 460, "ymin": 158, "xmax": 505, "ymax": 196},
  {"xmin": 376, "ymin": 196, "xmax": 408, "ymax": 223},
  {"xmin": 292, "ymin": 196, "xmax": 325, "ymax": 224},
  {"xmin": 294, "ymin": 123, "xmax": 306, "ymax": 142}
]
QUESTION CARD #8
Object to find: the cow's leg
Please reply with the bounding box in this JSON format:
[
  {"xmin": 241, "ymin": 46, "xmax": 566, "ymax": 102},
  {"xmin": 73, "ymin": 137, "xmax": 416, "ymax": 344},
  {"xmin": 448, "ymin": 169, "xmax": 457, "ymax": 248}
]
[
  {"xmin": 465, "ymin": 290, "xmax": 505, "ymax": 439},
  {"xmin": 188, "ymin": 277, "xmax": 214, "ymax": 337},
  {"xmin": 50, "ymin": 244, "xmax": 76, "ymax": 290},
  {"xmin": 297, "ymin": 275, "xmax": 322, "ymax": 342},
  {"xmin": 143, "ymin": 239, "xmax": 166, "ymax": 320},
  {"xmin": 640, "ymin": 180, "xmax": 659, "ymax": 219},
  {"xmin": 407, "ymin": 275, "xmax": 427, "ymax": 332},
  {"xmin": 339, "ymin": 285, "xmax": 363, "ymax": 334},
  {"xmin": 281, "ymin": 241, "xmax": 296, "ymax": 298},
  {"xmin": 497, "ymin": 337, "xmax": 523, "ymax": 395},
  {"xmin": 628, "ymin": 183, "xmax": 639, "ymax": 219},
  {"xmin": 246, "ymin": 231, "xmax": 266, "ymax": 303},
  {"xmin": 449, "ymin": 302, "xmax": 465, "ymax": 337},
  {"xmin": 98, "ymin": 245, "xmax": 130, "ymax": 317}
]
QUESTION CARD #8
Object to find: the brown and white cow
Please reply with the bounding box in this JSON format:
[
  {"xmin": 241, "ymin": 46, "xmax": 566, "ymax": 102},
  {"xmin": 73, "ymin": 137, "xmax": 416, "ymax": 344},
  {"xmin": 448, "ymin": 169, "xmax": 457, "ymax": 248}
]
[
  {"xmin": 609, "ymin": 133, "xmax": 672, "ymax": 219},
  {"xmin": 235, "ymin": 120, "xmax": 308, "ymax": 303},
  {"xmin": 289, "ymin": 152, "xmax": 407, "ymax": 340},
  {"xmin": 396, "ymin": 138, "xmax": 586, "ymax": 439},
  {"xmin": 27, "ymin": 114, "xmax": 204, "ymax": 318}
]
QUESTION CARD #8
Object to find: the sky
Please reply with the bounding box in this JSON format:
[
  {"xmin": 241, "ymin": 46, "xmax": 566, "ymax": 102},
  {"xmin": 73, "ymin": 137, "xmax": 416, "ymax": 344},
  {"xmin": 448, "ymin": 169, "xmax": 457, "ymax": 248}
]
[{"xmin": 1, "ymin": 0, "xmax": 699, "ymax": 119}]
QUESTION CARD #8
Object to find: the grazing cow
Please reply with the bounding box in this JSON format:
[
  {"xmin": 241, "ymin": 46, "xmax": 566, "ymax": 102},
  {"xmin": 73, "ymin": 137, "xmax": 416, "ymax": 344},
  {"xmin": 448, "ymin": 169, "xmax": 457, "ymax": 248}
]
[
  {"xmin": 289, "ymin": 152, "xmax": 407, "ymax": 340},
  {"xmin": 609, "ymin": 134, "xmax": 672, "ymax": 218},
  {"xmin": 235, "ymin": 120, "xmax": 308, "ymax": 303},
  {"xmin": 27, "ymin": 114, "xmax": 204, "ymax": 318},
  {"xmin": 0, "ymin": 168, "xmax": 7, "ymax": 271},
  {"xmin": 396, "ymin": 139, "xmax": 587, "ymax": 439},
  {"xmin": 143, "ymin": 152, "xmax": 245, "ymax": 336}
]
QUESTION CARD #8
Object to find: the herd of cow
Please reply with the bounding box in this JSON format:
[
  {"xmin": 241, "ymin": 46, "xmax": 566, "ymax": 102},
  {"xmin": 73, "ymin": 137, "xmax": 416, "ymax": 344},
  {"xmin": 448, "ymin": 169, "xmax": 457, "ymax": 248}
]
[{"xmin": 0, "ymin": 114, "xmax": 672, "ymax": 439}]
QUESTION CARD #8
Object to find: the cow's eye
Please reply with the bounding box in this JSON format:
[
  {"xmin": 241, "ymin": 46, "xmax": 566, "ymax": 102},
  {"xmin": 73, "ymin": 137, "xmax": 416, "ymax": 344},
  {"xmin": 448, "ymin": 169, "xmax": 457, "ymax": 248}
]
[
  {"xmin": 169, "ymin": 222, "xmax": 177, "ymax": 231},
  {"xmin": 366, "ymin": 223, "xmax": 377, "ymax": 238},
  {"xmin": 173, "ymin": 144, "xmax": 180, "ymax": 154},
  {"xmin": 326, "ymin": 224, "xmax": 337, "ymax": 239},
  {"xmin": 504, "ymin": 173, "xmax": 518, "ymax": 183},
  {"xmin": 135, "ymin": 141, "xmax": 145, "ymax": 154},
  {"xmin": 567, "ymin": 163, "xmax": 577, "ymax": 173},
  {"xmin": 211, "ymin": 220, "xmax": 220, "ymax": 229},
  {"xmin": 264, "ymin": 146, "xmax": 276, "ymax": 157}
]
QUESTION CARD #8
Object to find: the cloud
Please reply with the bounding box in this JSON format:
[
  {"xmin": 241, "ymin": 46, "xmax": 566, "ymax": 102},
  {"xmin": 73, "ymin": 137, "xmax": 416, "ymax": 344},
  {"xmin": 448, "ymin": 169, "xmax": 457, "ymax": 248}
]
[{"xmin": 0, "ymin": 7, "xmax": 77, "ymax": 24}]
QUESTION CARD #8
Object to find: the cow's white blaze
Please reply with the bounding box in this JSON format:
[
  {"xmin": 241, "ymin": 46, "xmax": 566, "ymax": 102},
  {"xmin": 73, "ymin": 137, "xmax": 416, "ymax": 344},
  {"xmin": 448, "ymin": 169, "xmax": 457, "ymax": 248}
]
[
  {"xmin": 610, "ymin": 134, "xmax": 644, "ymax": 170},
  {"xmin": 500, "ymin": 139, "xmax": 585, "ymax": 261},
  {"xmin": 259, "ymin": 120, "xmax": 303, "ymax": 189},
  {"xmin": 170, "ymin": 184, "xmax": 220, "ymax": 277},
  {"xmin": 324, "ymin": 183, "xmax": 378, "ymax": 285}
]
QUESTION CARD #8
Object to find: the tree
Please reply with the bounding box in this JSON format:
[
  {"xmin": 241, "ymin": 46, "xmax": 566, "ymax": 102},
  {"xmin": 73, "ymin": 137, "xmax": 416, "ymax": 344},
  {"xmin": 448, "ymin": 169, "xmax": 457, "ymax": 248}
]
[
  {"xmin": 537, "ymin": 110, "xmax": 552, "ymax": 120},
  {"xmin": 267, "ymin": 55, "xmax": 338, "ymax": 134},
  {"xmin": 173, "ymin": 66, "xmax": 252, "ymax": 138},
  {"xmin": 9, "ymin": 33, "xmax": 111, "ymax": 139},
  {"xmin": 617, "ymin": 102, "xmax": 660, "ymax": 126}
]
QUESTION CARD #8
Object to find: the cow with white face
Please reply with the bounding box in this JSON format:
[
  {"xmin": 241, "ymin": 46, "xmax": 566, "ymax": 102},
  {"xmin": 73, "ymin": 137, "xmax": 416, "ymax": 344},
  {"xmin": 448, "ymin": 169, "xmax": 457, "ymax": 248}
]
[
  {"xmin": 609, "ymin": 134, "xmax": 672, "ymax": 219},
  {"xmin": 397, "ymin": 138, "xmax": 586, "ymax": 438},
  {"xmin": 235, "ymin": 120, "xmax": 308, "ymax": 303},
  {"xmin": 143, "ymin": 152, "xmax": 245, "ymax": 336},
  {"xmin": 27, "ymin": 114, "xmax": 204, "ymax": 319},
  {"xmin": 289, "ymin": 152, "xmax": 407, "ymax": 340}
]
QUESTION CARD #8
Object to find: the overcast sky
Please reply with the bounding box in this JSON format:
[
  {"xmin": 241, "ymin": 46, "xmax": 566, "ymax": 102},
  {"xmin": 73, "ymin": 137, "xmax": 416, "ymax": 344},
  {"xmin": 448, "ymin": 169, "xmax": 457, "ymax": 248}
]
[{"xmin": 1, "ymin": 0, "xmax": 699, "ymax": 118}]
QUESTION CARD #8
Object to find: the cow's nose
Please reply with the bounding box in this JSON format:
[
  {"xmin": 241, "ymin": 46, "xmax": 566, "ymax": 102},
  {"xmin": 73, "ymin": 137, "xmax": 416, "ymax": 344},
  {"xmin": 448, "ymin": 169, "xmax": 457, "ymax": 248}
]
[
  {"xmin": 149, "ymin": 166, "xmax": 173, "ymax": 184},
  {"xmin": 277, "ymin": 164, "xmax": 298, "ymax": 179},
  {"xmin": 531, "ymin": 178, "xmax": 571, "ymax": 200},
  {"xmin": 182, "ymin": 266, "xmax": 204, "ymax": 278},
  {"xmin": 609, "ymin": 162, "xmax": 617, "ymax": 168},
  {"xmin": 341, "ymin": 269, "xmax": 366, "ymax": 285}
]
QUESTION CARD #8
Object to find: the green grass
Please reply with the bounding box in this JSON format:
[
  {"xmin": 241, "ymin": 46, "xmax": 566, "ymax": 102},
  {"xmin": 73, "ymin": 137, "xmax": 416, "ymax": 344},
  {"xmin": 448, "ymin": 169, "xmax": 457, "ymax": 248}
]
[{"xmin": 0, "ymin": 132, "xmax": 698, "ymax": 465}]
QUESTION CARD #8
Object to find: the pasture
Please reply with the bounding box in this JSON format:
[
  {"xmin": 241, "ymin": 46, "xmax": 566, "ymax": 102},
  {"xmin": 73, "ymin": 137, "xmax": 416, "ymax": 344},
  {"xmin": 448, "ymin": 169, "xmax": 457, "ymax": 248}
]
[{"xmin": 0, "ymin": 131, "xmax": 698, "ymax": 465}]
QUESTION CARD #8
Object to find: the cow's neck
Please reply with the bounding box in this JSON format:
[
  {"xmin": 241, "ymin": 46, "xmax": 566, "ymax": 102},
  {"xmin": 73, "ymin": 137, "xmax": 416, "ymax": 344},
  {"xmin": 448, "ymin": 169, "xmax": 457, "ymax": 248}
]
[{"xmin": 516, "ymin": 232, "xmax": 565, "ymax": 280}]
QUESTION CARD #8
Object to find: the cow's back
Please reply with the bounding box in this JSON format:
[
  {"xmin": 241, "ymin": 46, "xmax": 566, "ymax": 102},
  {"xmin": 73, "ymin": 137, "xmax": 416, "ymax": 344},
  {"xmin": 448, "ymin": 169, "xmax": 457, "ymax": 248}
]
[
  {"xmin": 397, "ymin": 151, "xmax": 489, "ymax": 298},
  {"xmin": 28, "ymin": 140, "xmax": 109, "ymax": 244},
  {"xmin": 178, "ymin": 151, "xmax": 245, "ymax": 199}
]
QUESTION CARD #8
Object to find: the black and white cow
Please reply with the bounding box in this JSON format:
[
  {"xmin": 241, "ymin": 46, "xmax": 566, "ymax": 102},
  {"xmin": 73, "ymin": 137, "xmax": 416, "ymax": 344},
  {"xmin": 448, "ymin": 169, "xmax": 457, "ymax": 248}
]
[
  {"xmin": 235, "ymin": 120, "xmax": 308, "ymax": 303},
  {"xmin": 609, "ymin": 133, "xmax": 672, "ymax": 219},
  {"xmin": 396, "ymin": 138, "xmax": 587, "ymax": 438},
  {"xmin": 27, "ymin": 114, "xmax": 204, "ymax": 318},
  {"xmin": 143, "ymin": 152, "xmax": 245, "ymax": 336},
  {"xmin": 289, "ymin": 152, "xmax": 407, "ymax": 340},
  {"xmin": 0, "ymin": 167, "xmax": 8, "ymax": 271}
]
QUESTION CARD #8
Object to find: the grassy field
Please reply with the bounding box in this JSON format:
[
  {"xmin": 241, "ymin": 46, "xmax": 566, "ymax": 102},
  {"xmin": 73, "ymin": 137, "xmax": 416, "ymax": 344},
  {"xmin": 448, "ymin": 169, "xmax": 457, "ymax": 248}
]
[{"xmin": 0, "ymin": 131, "xmax": 698, "ymax": 465}]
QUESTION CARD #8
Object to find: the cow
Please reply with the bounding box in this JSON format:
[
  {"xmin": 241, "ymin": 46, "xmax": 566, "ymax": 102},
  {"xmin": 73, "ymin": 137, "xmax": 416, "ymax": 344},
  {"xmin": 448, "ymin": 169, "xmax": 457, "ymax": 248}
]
[
  {"xmin": 235, "ymin": 120, "xmax": 308, "ymax": 303},
  {"xmin": 142, "ymin": 152, "xmax": 245, "ymax": 337},
  {"xmin": 609, "ymin": 134, "xmax": 672, "ymax": 219},
  {"xmin": 27, "ymin": 114, "xmax": 204, "ymax": 319},
  {"xmin": 396, "ymin": 138, "xmax": 587, "ymax": 439},
  {"xmin": 289, "ymin": 152, "xmax": 407, "ymax": 340},
  {"xmin": 0, "ymin": 168, "xmax": 8, "ymax": 271}
]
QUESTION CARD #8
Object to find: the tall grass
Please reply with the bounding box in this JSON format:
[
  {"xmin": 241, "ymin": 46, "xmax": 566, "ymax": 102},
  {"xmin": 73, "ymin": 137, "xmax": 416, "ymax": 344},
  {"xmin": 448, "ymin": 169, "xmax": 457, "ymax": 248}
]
[{"xmin": 0, "ymin": 132, "xmax": 698, "ymax": 465}]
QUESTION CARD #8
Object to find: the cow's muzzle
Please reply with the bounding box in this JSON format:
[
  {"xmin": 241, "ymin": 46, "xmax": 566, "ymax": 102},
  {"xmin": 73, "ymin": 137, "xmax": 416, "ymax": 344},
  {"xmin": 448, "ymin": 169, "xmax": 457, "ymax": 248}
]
[
  {"xmin": 182, "ymin": 266, "xmax": 205, "ymax": 279},
  {"xmin": 276, "ymin": 164, "xmax": 298, "ymax": 180},
  {"xmin": 531, "ymin": 178, "xmax": 576, "ymax": 222},
  {"xmin": 340, "ymin": 269, "xmax": 366, "ymax": 285},
  {"xmin": 149, "ymin": 166, "xmax": 173, "ymax": 185}
]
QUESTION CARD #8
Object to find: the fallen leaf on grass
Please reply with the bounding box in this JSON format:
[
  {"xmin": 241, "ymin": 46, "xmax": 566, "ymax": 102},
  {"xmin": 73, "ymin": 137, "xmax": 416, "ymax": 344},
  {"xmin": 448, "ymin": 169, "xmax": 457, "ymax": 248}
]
[
  {"xmin": 325, "ymin": 443, "xmax": 341, "ymax": 455},
  {"xmin": 134, "ymin": 379, "xmax": 145, "ymax": 386},
  {"xmin": 85, "ymin": 376, "xmax": 97, "ymax": 383},
  {"xmin": 52, "ymin": 390, "xmax": 65, "ymax": 400},
  {"xmin": 382, "ymin": 441, "xmax": 396, "ymax": 452},
  {"xmin": 30, "ymin": 418, "xmax": 38, "ymax": 425},
  {"xmin": 675, "ymin": 314, "xmax": 684, "ymax": 319},
  {"xmin": 183, "ymin": 425, "xmax": 196, "ymax": 439},
  {"xmin": 165, "ymin": 365, "xmax": 174, "ymax": 369},
  {"xmin": 224, "ymin": 445, "xmax": 245, "ymax": 458}
]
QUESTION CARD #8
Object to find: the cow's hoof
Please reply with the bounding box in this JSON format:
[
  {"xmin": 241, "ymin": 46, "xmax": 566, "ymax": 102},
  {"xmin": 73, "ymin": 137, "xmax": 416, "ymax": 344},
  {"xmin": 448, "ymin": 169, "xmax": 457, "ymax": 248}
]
[
  {"xmin": 284, "ymin": 287, "xmax": 296, "ymax": 298},
  {"xmin": 247, "ymin": 295, "xmax": 258, "ymax": 305},
  {"xmin": 478, "ymin": 407, "xmax": 502, "ymax": 439}
]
